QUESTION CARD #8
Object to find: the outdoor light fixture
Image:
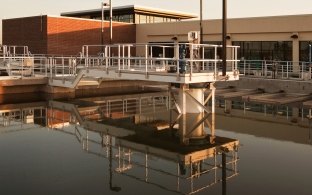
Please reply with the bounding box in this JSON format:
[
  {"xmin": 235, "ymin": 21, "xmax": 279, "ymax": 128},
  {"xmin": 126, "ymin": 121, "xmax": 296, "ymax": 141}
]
[
  {"xmin": 226, "ymin": 35, "xmax": 231, "ymax": 40},
  {"xmin": 291, "ymin": 33, "xmax": 298, "ymax": 39}
]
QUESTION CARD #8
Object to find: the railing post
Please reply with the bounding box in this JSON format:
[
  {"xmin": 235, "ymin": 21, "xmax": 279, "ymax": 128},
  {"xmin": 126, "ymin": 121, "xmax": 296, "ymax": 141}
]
[
  {"xmin": 145, "ymin": 45, "xmax": 148, "ymax": 73},
  {"xmin": 86, "ymin": 46, "xmax": 89, "ymax": 68},
  {"xmin": 128, "ymin": 45, "xmax": 131, "ymax": 69},
  {"xmin": 122, "ymin": 45, "xmax": 125, "ymax": 69},
  {"xmin": 202, "ymin": 45, "xmax": 205, "ymax": 71},
  {"xmin": 62, "ymin": 57, "xmax": 65, "ymax": 77},
  {"xmin": 287, "ymin": 61, "xmax": 289, "ymax": 79},
  {"xmin": 235, "ymin": 47, "xmax": 238, "ymax": 70},
  {"xmin": 105, "ymin": 46, "xmax": 108, "ymax": 68},
  {"xmin": 108, "ymin": 46, "xmax": 111, "ymax": 66},
  {"xmin": 231, "ymin": 46, "xmax": 234, "ymax": 71},
  {"xmin": 309, "ymin": 62, "xmax": 312, "ymax": 80},
  {"xmin": 50, "ymin": 58, "xmax": 53, "ymax": 78},
  {"xmin": 214, "ymin": 46, "xmax": 217, "ymax": 78},
  {"xmin": 176, "ymin": 44, "xmax": 180, "ymax": 77},
  {"xmin": 163, "ymin": 46, "xmax": 166, "ymax": 68},
  {"xmin": 45, "ymin": 57, "xmax": 48, "ymax": 77},
  {"xmin": 150, "ymin": 46, "xmax": 153, "ymax": 69},
  {"xmin": 118, "ymin": 45, "xmax": 121, "ymax": 71},
  {"xmin": 264, "ymin": 60, "xmax": 267, "ymax": 78},
  {"xmin": 243, "ymin": 60, "xmax": 246, "ymax": 76},
  {"xmin": 190, "ymin": 44, "xmax": 193, "ymax": 75},
  {"xmin": 21, "ymin": 57, "xmax": 24, "ymax": 79},
  {"xmin": 281, "ymin": 62, "xmax": 284, "ymax": 79}
]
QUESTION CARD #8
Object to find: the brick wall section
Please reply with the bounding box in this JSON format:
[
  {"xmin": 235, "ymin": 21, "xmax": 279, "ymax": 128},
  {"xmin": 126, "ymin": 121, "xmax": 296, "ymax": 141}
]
[
  {"xmin": 47, "ymin": 16, "xmax": 136, "ymax": 55},
  {"xmin": 2, "ymin": 16, "xmax": 48, "ymax": 54},
  {"xmin": 2, "ymin": 16, "xmax": 136, "ymax": 55}
]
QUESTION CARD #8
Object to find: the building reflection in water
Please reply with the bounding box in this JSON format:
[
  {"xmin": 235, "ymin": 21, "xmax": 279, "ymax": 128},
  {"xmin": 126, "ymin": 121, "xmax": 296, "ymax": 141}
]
[
  {"xmin": 46, "ymin": 92, "xmax": 239, "ymax": 195},
  {"xmin": 0, "ymin": 102, "xmax": 47, "ymax": 133},
  {"xmin": 0, "ymin": 92, "xmax": 239, "ymax": 195},
  {"xmin": 2, "ymin": 92, "xmax": 312, "ymax": 194}
]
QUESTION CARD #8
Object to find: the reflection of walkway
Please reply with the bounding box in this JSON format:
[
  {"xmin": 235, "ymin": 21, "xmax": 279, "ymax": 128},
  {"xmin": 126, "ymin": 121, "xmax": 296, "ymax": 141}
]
[
  {"xmin": 48, "ymin": 97, "xmax": 239, "ymax": 195},
  {"xmin": 48, "ymin": 100, "xmax": 134, "ymax": 137},
  {"xmin": 50, "ymin": 121, "xmax": 239, "ymax": 195},
  {"xmin": 115, "ymin": 137, "xmax": 238, "ymax": 195},
  {"xmin": 0, "ymin": 102, "xmax": 46, "ymax": 133}
]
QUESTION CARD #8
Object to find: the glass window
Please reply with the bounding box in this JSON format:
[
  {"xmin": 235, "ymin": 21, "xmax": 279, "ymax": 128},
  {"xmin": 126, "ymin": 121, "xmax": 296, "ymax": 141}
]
[
  {"xmin": 299, "ymin": 41, "xmax": 311, "ymax": 62},
  {"xmin": 232, "ymin": 41, "xmax": 292, "ymax": 61},
  {"xmin": 135, "ymin": 14, "xmax": 140, "ymax": 24},
  {"xmin": 154, "ymin": 17, "xmax": 163, "ymax": 23},
  {"xmin": 139, "ymin": 15, "xmax": 147, "ymax": 24},
  {"xmin": 203, "ymin": 41, "xmax": 222, "ymax": 59}
]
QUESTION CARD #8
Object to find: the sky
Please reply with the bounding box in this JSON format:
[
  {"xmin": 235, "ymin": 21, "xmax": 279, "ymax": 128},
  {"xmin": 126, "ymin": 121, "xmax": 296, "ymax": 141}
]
[{"xmin": 1, "ymin": 0, "xmax": 312, "ymax": 43}]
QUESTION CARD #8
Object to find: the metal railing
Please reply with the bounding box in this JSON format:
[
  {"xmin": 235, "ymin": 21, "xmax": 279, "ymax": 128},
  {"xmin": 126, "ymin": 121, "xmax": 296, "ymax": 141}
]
[
  {"xmin": 239, "ymin": 60, "xmax": 312, "ymax": 80},
  {"xmin": 4, "ymin": 44, "xmax": 312, "ymax": 82},
  {"xmin": 80, "ymin": 43, "xmax": 240, "ymax": 76}
]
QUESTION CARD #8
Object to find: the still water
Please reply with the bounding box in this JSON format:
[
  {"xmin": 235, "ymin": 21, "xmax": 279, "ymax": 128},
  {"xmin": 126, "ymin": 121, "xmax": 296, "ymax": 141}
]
[{"xmin": 0, "ymin": 92, "xmax": 311, "ymax": 195}]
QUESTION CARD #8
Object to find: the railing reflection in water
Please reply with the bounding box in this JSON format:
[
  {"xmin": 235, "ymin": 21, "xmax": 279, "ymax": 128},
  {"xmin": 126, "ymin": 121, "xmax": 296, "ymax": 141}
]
[{"xmin": 47, "ymin": 98, "xmax": 239, "ymax": 195}]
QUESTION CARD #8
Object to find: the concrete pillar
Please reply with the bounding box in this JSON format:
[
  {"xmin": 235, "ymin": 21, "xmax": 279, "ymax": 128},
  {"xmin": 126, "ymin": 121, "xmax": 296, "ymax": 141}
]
[
  {"xmin": 179, "ymin": 88, "xmax": 204, "ymax": 114},
  {"xmin": 178, "ymin": 86, "xmax": 206, "ymax": 144},
  {"xmin": 291, "ymin": 107, "xmax": 299, "ymax": 123},
  {"xmin": 292, "ymin": 38, "xmax": 300, "ymax": 72}
]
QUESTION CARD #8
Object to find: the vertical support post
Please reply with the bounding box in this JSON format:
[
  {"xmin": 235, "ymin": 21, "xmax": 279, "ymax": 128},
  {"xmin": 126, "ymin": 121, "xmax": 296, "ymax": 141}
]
[
  {"xmin": 222, "ymin": 0, "xmax": 227, "ymax": 76},
  {"xmin": 211, "ymin": 83, "xmax": 216, "ymax": 139},
  {"xmin": 145, "ymin": 153, "xmax": 148, "ymax": 182},
  {"xmin": 200, "ymin": 0, "xmax": 203, "ymax": 45},
  {"xmin": 163, "ymin": 46, "xmax": 166, "ymax": 67},
  {"xmin": 145, "ymin": 45, "xmax": 148, "ymax": 73},
  {"xmin": 176, "ymin": 43, "xmax": 180, "ymax": 77},
  {"xmin": 190, "ymin": 44, "xmax": 193, "ymax": 75},
  {"xmin": 109, "ymin": 0, "xmax": 112, "ymax": 45},
  {"xmin": 150, "ymin": 46, "xmax": 153, "ymax": 69},
  {"xmin": 222, "ymin": 152, "xmax": 227, "ymax": 195},
  {"xmin": 309, "ymin": 43, "xmax": 312, "ymax": 79},
  {"xmin": 128, "ymin": 45, "xmax": 131, "ymax": 69},
  {"xmin": 122, "ymin": 45, "xmax": 125, "ymax": 69},
  {"xmin": 214, "ymin": 47, "xmax": 218, "ymax": 78},
  {"xmin": 118, "ymin": 45, "xmax": 120, "ymax": 70},
  {"xmin": 243, "ymin": 60, "xmax": 246, "ymax": 76},
  {"xmin": 287, "ymin": 61, "xmax": 289, "ymax": 79},
  {"xmin": 101, "ymin": 2, "xmax": 104, "ymax": 49}
]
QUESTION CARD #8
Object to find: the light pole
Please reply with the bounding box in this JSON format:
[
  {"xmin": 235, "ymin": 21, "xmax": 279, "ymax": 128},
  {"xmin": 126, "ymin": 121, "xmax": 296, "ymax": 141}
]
[
  {"xmin": 222, "ymin": 0, "xmax": 227, "ymax": 76},
  {"xmin": 109, "ymin": 0, "xmax": 112, "ymax": 45},
  {"xmin": 101, "ymin": 2, "xmax": 105, "ymax": 47},
  {"xmin": 200, "ymin": 0, "xmax": 203, "ymax": 45},
  {"xmin": 101, "ymin": 1, "xmax": 113, "ymax": 46}
]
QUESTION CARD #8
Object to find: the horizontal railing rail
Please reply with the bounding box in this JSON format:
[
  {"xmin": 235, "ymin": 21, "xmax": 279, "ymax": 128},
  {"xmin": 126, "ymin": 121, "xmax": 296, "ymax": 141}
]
[{"xmin": 238, "ymin": 60, "xmax": 312, "ymax": 80}]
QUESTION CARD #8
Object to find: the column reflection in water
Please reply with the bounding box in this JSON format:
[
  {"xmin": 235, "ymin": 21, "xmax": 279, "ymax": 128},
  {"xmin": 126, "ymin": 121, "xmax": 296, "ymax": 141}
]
[{"xmin": 45, "ymin": 93, "xmax": 239, "ymax": 195}]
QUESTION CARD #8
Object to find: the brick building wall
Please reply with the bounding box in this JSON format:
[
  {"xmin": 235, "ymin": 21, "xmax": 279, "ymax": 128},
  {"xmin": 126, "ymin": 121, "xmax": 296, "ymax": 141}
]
[
  {"xmin": 2, "ymin": 15, "xmax": 136, "ymax": 55},
  {"xmin": 47, "ymin": 16, "xmax": 136, "ymax": 55},
  {"xmin": 3, "ymin": 16, "xmax": 48, "ymax": 54}
]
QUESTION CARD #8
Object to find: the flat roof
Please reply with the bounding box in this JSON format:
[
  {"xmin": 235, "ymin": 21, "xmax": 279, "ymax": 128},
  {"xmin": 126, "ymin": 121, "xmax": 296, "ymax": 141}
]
[{"xmin": 61, "ymin": 5, "xmax": 197, "ymax": 19}]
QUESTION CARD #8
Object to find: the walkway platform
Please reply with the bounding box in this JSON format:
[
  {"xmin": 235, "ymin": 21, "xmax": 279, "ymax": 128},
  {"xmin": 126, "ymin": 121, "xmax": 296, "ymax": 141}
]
[
  {"xmin": 48, "ymin": 43, "xmax": 240, "ymax": 88},
  {"xmin": 242, "ymin": 93, "xmax": 312, "ymax": 105}
]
